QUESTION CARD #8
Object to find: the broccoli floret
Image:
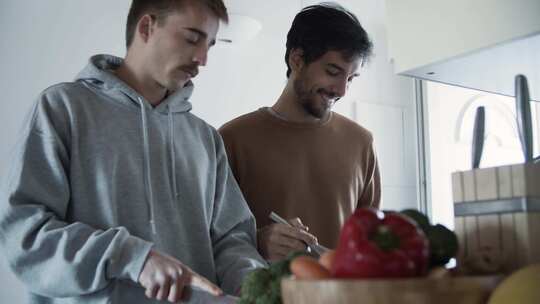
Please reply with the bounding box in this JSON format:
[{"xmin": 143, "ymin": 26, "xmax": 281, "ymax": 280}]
[
  {"xmin": 427, "ymin": 224, "xmax": 459, "ymax": 267},
  {"xmin": 240, "ymin": 252, "xmax": 308, "ymax": 303},
  {"xmin": 269, "ymin": 278, "xmax": 282, "ymax": 300},
  {"xmin": 239, "ymin": 269, "xmax": 281, "ymax": 304},
  {"xmin": 269, "ymin": 251, "xmax": 310, "ymax": 277},
  {"xmin": 269, "ymin": 259, "xmax": 289, "ymax": 278},
  {"xmin": 401, "ymin": 209, "xmax": 459, "ymax": 268},
  {"xmin": 401, "ymin": 209, "xmax": 431, "ymax": 232},
  {"xmin": 236, "ymin": 297, "xmax": 252, "ymax": 304},
  {"xmin": 255, "ymin": 291, "xmax": 282, "ymax": 304},
  {"xmin": 240, "ymin": 268, "xmax": 273, "ymax": 302}
]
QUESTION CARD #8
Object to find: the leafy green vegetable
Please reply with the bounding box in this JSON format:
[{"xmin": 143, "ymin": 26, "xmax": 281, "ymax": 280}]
[
  {"xmin": 239, "ymin": 251, "xmax": 308, "ymax": 304},
  {"xmin": 400, "ymin": 209, "xmax": 459, "ymax": 268},
  {"xmin": 427, "ymin": 224, "xmax": 459, "ymax": 267},
  {"xmin": 401, "ymin": 209, "xmax": 431, "ymax": 231}
]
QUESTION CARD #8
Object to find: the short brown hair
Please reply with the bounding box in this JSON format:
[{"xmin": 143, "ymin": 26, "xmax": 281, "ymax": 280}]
[
  {"xmin": 285, "ymin": 3, "xmax": 372, "ymax": 78},
  {"xmin": 125, "ymin": 0, "xmax": 228, "ymax": 48}
]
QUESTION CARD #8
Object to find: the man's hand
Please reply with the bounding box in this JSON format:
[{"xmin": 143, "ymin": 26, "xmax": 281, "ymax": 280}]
[
  {"xmin": 138, "ymin": 250, "xmax": 223, "ymax": 303},
  {"xmin": 257, "ymin": 217, "xmax": 318, "ymax": 261}
]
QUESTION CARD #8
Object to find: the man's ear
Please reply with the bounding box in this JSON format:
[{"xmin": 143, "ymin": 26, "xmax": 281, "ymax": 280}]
[
  {"xmin": 137, "ymin": 14, "xmax": 155, "ymax": 43},
  {"xmin": 289, "ymin": 48, "xmax": 305, "ymax": 74}
]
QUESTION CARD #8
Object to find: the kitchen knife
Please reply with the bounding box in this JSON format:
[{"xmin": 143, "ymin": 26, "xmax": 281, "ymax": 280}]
[
  {"xmin": 187, "ymin": 288, "xmax": 238, "ymax": 304},
  {"xmin": 269, "ymin": 211, "xmax": 329, "ymax": 255},
  {"xmin": 515, "ymin": 74, "xmax": 533, "ymax": 163},
  {"xmin": 471, "ymin": 106, "xmax": 485, "ymax": 169}
]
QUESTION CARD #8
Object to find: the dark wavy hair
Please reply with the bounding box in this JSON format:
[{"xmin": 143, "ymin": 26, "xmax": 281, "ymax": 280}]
[
  {"xmin": 285, "ymin": 2, "xmax": 373, "ymax": 77},
  {"xmin": 125, "ymin": 0, "xmax": 228, "ymax": 48}
]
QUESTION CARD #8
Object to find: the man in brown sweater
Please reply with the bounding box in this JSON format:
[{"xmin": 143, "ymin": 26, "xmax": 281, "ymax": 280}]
[{"xmin": 219, "ymin": 3, "xmax": 381, "ymax": 261}]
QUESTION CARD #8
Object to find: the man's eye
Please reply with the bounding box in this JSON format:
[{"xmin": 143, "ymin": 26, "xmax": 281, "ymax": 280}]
[
  {"xmin": 185, "ymin": 34, "xmax": 200, "ymax": 44},
  {"xmin": 326, "ymin": 70, "xmax": 339, "ymax": 76}
]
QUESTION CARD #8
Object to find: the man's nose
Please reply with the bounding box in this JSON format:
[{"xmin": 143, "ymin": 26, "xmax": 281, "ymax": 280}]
[
  {"xmin": 333, "ymin": 79, "xmax": 348, "ymax": 98},
  {"xmin": 192, "ymin": 44, "xmax": 209, "ymax": 66}
]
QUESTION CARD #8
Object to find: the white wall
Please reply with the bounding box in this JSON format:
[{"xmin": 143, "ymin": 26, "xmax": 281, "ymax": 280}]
[{"xmin": 0, "ymin": 0, "xmax": 418, "ymax": 301}]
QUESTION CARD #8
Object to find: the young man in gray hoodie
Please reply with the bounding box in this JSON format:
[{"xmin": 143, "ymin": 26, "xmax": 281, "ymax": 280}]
[{"xmin": 0, "ymin": 0, "xmax": 265, "ymax": 303}]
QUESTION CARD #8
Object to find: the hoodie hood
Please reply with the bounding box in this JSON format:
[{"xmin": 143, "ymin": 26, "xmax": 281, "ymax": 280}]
[
  {"xmin": 75, "ymin": 54, "xmax": 196, "ymax": 235},
  {"xmin": 75, "ymin": 54, "xmax": 193, "ymax": 114}
]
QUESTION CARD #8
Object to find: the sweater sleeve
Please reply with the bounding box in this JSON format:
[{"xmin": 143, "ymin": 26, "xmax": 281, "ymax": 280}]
[
  {"xmin": 0, "ymin": 96, "xmax": 153, "ymax": 298},
  {"xmin": 210, "ymin": 132, "xmax": 267, "ymax": 295},
  {"xmin": 358, "ymin": 139, "xmax": 382, "ymax": 209}
]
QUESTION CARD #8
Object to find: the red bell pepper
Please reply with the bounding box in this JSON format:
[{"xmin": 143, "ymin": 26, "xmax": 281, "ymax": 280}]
[{"xmin": 331, "ymin": 208, "xmax": 429, "ymax": 278}]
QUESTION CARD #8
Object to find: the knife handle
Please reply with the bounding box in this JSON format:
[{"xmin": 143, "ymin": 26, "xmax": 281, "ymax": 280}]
[
  {"xmin": 515, "ymin": 74, "xmax": 533, "ymax": 162},
  {"xmin": 471, "ymin": 106, "xmax": 485, "ymax": 169}
]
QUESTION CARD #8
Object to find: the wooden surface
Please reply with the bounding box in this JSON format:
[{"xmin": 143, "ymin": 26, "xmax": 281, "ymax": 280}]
[
  {"xmin": 281, "ymin": 275, "xmax": 502, "ymax": 304},
  {"xmin": 455, "ymin": 211, "xmax": 540, "ymax": 274}
]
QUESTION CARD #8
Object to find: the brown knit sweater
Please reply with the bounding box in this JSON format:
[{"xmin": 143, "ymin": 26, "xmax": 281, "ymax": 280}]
[{"xmin": 219, "ymin": 108, "xmax": 381, "ymax": 248}]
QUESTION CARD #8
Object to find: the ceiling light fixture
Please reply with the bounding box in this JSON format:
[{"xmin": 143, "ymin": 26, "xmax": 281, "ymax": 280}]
[{"xmin": 217, "ymin": 13, "xmax": 262, "ymax": 44}]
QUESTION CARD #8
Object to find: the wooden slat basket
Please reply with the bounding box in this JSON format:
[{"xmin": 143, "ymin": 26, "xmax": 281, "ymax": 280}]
[{"xmin": 452, "ymin": 162, "xmax": 540, "ymax": 274}]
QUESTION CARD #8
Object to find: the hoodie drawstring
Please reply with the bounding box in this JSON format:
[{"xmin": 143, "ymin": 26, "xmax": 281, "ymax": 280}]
[
  {"xmin": 168, "ymin": 106, "xmax": 179, "ymax": 199},
  {"xmin": 137, "ymin": 97, "xmax": 157, "ymax": 235}
]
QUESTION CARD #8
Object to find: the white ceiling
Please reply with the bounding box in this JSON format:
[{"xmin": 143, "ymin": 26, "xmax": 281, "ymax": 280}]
[
  {"xmin": 223, "ymin": 0, "xmax": 303, "ymax": 40},
  {"xmin": 222, "ymin": 0, "xmax": 385, "ymax": 37}
]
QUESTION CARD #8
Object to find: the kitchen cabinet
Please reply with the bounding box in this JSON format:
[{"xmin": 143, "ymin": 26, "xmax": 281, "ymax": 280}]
[{"xmin": 385, "ymin": 0, "xmax": 540, "ymax": 101}]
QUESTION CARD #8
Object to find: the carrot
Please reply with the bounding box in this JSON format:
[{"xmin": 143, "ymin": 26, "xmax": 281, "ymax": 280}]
[
  {"xmin": 319, "ymin": 250, "xmax": 336, "ymax": 271},
  {"xmin": 290, "ymin": 256, "xmax": 331, "ymax": 279}
]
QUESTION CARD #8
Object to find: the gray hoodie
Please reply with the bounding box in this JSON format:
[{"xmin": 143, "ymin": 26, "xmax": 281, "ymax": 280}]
[{"xmin": 0, "ymin": 54, "xmax": 265, "ymax": 303}]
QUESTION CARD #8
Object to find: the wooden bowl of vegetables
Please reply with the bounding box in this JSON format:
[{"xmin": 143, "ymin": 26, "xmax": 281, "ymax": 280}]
[
  {"xmin": 281, "ymin": 275, "xmax": 501, "ymax": 304},
  {"xmin": 281, "ymin": 208, "xmax": 502, "ymax": 304}
]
